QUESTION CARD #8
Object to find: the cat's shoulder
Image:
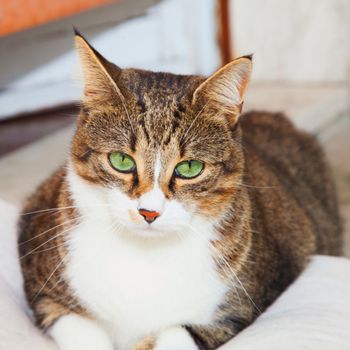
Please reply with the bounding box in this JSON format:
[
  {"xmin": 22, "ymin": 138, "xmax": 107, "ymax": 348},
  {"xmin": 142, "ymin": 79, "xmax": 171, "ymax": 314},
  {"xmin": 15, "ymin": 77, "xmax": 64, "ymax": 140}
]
[{"xmin": 21, "ymin": 165, "xmax": 68, "ymax": 215}]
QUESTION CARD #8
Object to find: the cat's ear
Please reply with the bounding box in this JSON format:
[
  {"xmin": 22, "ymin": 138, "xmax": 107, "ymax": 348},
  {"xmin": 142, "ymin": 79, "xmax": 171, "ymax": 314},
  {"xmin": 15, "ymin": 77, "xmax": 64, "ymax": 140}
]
[
  {"xmin": 74, "ymin": 29, "xmax": 123, "ymax": 105},
  {"xmin": 192, "ymin": 55, "xmax": 252, "ymax": 124}
]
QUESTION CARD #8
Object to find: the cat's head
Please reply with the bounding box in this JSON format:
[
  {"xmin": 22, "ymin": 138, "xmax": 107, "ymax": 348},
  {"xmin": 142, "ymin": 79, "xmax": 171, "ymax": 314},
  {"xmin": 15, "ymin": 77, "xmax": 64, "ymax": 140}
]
[{"xmin": 69, "ymin": 32, "xmax": 252, "ymax": 237}]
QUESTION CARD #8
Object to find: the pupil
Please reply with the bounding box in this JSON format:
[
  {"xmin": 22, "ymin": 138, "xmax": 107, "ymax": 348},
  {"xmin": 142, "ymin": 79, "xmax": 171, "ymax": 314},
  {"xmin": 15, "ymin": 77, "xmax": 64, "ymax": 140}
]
[{"xmin": 189, "ymin": 161, "xmax": 192, "ymax": 169}]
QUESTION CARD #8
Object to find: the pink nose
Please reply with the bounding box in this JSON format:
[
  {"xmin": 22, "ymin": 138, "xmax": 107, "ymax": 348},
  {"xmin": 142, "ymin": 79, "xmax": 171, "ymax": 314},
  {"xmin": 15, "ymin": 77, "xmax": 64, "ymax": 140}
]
[{"xmin": 138, "ymin": 209, "xmax": 160, "ymax": 224}]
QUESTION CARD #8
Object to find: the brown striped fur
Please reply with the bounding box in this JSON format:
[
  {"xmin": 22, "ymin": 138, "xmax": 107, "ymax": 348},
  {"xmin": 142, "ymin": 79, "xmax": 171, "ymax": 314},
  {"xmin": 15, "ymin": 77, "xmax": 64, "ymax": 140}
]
[{"xmin": 18, "ymin": 33, "xmax": 342, "ymax": 349}]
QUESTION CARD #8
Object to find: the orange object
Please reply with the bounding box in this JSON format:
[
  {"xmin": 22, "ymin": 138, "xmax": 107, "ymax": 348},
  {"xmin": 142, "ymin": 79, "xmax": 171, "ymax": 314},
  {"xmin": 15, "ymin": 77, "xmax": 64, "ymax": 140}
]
[{"xmin": 0, "ymin": 0, "xmax": 116, "ymax": 36}]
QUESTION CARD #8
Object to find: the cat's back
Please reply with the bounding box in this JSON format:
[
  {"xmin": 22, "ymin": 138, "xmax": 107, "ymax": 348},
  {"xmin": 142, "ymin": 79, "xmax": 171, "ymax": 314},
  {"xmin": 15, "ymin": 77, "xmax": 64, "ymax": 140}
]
[{"xmin": 239, "ymin": 111, "xmax": 342, "ymax": 256}]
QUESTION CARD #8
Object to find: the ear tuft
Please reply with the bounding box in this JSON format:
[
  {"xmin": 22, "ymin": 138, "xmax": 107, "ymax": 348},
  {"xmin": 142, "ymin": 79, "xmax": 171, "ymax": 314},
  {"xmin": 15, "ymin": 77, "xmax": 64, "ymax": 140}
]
[
  {"xmin": 73, "ymin": 26, "xmax": 81, "ymax": 37},
  {"xmin": 193, "ymin": 56, "xmax": 252, "ymax": 122},
  {"xmin": 241, "ymin": 53, "xmax": 253, "ymax": 61}
]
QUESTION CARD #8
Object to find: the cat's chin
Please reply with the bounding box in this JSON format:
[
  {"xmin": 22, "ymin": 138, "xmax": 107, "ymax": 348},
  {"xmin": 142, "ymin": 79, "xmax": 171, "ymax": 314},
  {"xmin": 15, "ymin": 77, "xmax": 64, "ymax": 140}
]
[
  {"xmin": 114, "ymin": 220, "xmax": 183, "ymax": 240},
  {"xmin": 128, "ymin": 225, "xmax": 177, "ymax": 239}
]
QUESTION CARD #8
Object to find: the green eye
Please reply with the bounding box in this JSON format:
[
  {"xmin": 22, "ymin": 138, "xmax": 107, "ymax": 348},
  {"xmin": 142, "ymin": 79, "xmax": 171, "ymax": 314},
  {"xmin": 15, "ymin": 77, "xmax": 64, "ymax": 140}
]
[
  {"xmin": 109, "ymin": 152, "xmax": 135, "ymax": 173},
  {"xmin": 175, "ymin": 160, "xmax": 204, "ymax": 179}
]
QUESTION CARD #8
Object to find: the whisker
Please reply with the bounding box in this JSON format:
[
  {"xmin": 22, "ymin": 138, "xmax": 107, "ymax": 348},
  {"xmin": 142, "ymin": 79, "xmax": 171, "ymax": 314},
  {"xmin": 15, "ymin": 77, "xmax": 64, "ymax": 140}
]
[
  {"xmin": 21, "ymin": 206, "xmax": 79, "ymax": 216},
  {"xmin": 233, "ymin": 181, "xmax": 278, "ymax": 190},
  {"xmin": 28, "ymin": 241, "xmax": 70, "ymax": 255},
  {"xmin": 31, "ymin": 256, "xmax": 66, "ymax": 304},
  {"xmin": 26, "ymin": 214, "xmax": 115, "ymax": 304},
  {"xmin": 187, "ymin": 225, "xmax": 242, "ymax": 306},
  {"xmin": 213, "ymin": 247, "xmax": 261, "ymax": 314},
  {"xmin": 21, "ymin": 204, "xmax": 110, "ymax": 216},
  {"xmin": 19, "ymin": 216, "xmax": 82, "ymax": 246},
  {"xmin": 187, "ymin": 223, "xmax": 261, "ymax": 314},
  {"xmin": 20, "ymin": 223, "xmax": 79, "ymax": 260},
  {"xmin": 41, "ymin": 218, "xmax": 116, "ymax": 297}
]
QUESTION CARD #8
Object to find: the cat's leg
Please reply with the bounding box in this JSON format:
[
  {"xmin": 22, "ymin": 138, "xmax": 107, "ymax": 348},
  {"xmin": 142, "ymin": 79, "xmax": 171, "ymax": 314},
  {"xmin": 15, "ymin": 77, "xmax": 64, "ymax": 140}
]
[
  {"xmin": 133, "ymin": 327, "xmax": 198, "ymax": 350},
  {"xmin": 133, "ymin": 319, "xmax": 247, "ymax": 350},
  {"xmin": 183, "ymin": 322, "xmax": 243, "ymax": 350},
  {"xmin": 48, "ymin": 314, "xmax": 114, "ymax": 350}
]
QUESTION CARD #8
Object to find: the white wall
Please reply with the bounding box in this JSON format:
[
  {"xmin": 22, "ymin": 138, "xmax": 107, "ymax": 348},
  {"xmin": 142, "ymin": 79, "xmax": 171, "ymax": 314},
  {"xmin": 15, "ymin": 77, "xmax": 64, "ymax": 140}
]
[{"xmin": 231, "ymin": 0, "xmax": 350, "ymax": 84}]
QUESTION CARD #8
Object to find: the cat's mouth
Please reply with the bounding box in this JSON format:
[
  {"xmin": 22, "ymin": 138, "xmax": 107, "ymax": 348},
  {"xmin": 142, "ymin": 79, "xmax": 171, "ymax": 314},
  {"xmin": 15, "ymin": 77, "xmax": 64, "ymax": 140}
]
[
  {"xmin": 112, "ymin": 215, "xmax": 185, "ymax": 239},
  {"xmin": 125, "ymin": 223, "xmax": 181, "ymax": 240},
  {"xmin": 131, "ymin": 226, "xmax": 169, "ymax": 238},
  {"xmin": 111, "ymin": 214, "xmax": 167, "ymax": 237}
]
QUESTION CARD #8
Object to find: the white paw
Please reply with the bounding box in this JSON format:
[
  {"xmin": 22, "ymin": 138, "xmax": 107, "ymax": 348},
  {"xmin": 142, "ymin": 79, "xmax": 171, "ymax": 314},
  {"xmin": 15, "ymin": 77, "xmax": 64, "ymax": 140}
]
[
  {"xmin": 48, "ymin": 314, "xmax": 114, "ymax": 350},
  {"xmin": 155, "ymin": 327, "xmax": 198, "ymax": 350}
]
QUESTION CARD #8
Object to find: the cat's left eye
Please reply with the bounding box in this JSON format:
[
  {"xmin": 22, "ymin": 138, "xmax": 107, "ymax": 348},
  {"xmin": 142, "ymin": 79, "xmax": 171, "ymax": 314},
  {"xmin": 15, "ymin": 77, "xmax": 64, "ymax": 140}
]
[
  {"xmin": 174, "ymin": 160, "xmax": 204, "ymax": 179},
  {"xmin": 109, "ymin": 152, "xmax": 136, "ymax": 173}
]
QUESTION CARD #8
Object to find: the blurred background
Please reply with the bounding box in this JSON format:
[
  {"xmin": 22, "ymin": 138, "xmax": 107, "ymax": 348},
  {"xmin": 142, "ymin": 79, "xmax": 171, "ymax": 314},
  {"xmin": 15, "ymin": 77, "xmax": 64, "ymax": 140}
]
[{"xmin": 0, "ymin": 0, "xmax": 349, "ymax": 254}]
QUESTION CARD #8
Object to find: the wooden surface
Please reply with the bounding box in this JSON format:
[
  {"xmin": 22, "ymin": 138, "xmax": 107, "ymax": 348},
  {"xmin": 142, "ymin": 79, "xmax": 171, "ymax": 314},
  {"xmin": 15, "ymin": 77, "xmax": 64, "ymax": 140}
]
[
  {"xmin": 217, "ymin": 0, "xmax": 232, "ymax": 64},
  {"xmin": 0, "ymin": 0, "xmax": 116, "ymax": 36}
]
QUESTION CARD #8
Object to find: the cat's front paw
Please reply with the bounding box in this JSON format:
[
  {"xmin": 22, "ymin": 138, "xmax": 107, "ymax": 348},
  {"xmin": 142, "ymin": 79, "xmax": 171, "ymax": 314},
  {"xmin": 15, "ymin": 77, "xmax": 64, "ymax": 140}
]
[
  {"xmin": 49, "ymin": 314, "xmax": 114, "ymax": 350},
  {"xmin": 132, "ymin": 335, "xmax": 156, "ymax": 350},
  {"xmin": 133, "ymin": 327, "xmax": 199, "ymax": 350}
]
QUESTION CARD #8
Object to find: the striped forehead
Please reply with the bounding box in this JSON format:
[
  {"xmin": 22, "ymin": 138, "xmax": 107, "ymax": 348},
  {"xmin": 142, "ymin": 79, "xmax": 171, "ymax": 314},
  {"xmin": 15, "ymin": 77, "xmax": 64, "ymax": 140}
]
[{"xmin": 133, "ymin": 105, "xmax": 185, "ymax": 149}]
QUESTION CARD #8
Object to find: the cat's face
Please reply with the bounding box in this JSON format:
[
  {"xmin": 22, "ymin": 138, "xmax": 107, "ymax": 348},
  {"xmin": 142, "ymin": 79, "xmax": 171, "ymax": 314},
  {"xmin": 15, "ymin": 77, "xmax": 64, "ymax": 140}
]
[{"xmin": 70, "ymin": 33, "xmax": 251, "ymax": 237}]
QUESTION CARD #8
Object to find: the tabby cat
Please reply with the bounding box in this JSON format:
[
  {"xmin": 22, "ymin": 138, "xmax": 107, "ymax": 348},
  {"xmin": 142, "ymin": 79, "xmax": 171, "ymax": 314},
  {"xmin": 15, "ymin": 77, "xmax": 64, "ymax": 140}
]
[{"xmin": 18, "ymin": 32, "xmax": 342, "ymax": 350}]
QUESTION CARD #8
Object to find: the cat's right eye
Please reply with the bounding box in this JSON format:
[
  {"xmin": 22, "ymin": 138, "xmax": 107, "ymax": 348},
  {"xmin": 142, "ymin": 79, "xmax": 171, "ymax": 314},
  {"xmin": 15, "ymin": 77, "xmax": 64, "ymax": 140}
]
[{"xmin": 108, "ymin": 152, "xmax": 136, "ymax": 173}]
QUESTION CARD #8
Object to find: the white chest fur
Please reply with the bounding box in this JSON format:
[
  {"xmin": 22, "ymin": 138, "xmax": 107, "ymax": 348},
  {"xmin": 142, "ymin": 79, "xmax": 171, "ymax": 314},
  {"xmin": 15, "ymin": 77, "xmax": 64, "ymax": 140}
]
[{"xmin": 66, "ymin": 219, "xmax": 228, "ymax": 350}]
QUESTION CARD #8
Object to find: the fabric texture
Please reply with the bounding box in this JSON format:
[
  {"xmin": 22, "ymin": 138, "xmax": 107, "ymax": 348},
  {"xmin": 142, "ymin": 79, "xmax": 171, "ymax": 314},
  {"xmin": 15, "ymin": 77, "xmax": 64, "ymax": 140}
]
[{"xmin": 0, "ymin": 199, "xmax": 349, "ymax": 350}]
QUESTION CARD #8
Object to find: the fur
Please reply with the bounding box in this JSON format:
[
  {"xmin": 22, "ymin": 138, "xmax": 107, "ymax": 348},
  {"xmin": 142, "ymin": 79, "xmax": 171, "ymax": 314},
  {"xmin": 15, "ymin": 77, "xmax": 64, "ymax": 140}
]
[{"xmin": 18, "ymin": 32, "xmax": 342, "ymax": 350}]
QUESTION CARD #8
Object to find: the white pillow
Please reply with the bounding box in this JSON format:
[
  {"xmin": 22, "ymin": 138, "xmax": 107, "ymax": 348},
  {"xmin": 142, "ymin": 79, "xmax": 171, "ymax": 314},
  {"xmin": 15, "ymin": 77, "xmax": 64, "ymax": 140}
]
[
  {"xmin": 0, "ymin": 200, "xmax": 57, "ymax": 350},
  {"xmin": 0, "ymin": 199, "xmax": 349, "ymax": 350},
  {"xmin": 221, "ymin": 255, "xmax": 350, "ymax": 349}
]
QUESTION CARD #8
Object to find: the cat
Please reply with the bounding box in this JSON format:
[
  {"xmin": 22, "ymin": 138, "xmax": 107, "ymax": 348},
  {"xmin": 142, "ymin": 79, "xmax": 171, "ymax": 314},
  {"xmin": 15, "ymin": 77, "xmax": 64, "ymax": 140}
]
[{"xmin": 18, "ymin": 31, "xmax": 342, "ymax": 350}]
